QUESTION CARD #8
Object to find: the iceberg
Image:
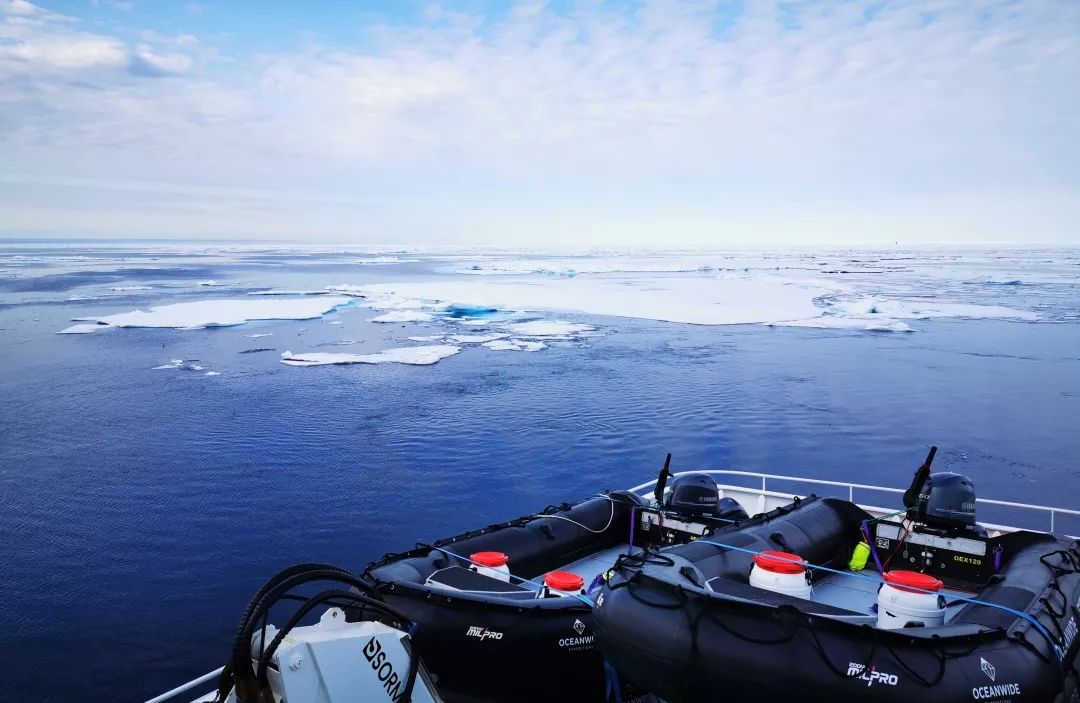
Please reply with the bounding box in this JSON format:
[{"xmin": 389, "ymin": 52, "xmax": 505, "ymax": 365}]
[
  {"xmin": 280, "ymin": 345, "xmax": 461, "ymax": 367},
  {"xmin": 57, "ymin": 297, "xmax": 351, "ymax": 333}
]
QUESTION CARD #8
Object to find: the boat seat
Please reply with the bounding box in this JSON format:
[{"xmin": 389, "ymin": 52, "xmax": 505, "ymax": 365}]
[
  {"xmin": 425, "ymin": 566, "xmax": 536, "ymax": 599},
  {"xmin": 706, "ymin": 576, "xmax": 867, "ymax": 618}
]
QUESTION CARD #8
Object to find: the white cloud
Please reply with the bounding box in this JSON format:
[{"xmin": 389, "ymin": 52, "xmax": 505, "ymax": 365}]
[{"xmin": 0, "ymin": 0, "xmax": 1077, "ymax": 244}]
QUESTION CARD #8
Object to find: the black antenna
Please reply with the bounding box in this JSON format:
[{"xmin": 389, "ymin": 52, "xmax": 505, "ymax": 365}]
[
  {"xmin": 903, "ymin": 445, "xmax": 938, "ymax": 511},
  {"xmin": 654, "ymin": 453, "xmax": 673, "ymax": 504}
]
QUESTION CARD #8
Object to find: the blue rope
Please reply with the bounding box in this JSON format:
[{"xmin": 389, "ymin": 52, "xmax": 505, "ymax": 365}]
[
  {"xmin": 693, "ymin": 539, "xmax": 1064, "ymax": 661},
  {"xmin": 427, "ymin": 545, "xmax": 595, "ymax": 607}
]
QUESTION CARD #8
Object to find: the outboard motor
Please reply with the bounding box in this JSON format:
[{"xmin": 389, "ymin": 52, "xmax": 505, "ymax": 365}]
[
  {"xmin": 665, "ymin": 473, "xmax": 720, "ymax": 516},
  {"xmin": 916, "ymin": 472, "xmax": 977, "ymax": 529}
]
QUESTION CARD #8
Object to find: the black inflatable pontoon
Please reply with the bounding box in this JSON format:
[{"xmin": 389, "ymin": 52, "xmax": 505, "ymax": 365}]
[
  {"xmin": 362, "ymin": 491, "xmax": 651, "ymax": 703},
  {"xmin": 593, "ymin": 493, "xmax": 1080, "ymax": 703}
]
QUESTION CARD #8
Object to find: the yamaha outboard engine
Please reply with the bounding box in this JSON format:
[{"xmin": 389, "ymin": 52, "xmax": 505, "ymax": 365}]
[
  {"xmin": 665, "ymin": 473, "xmax": 720, "ymax": 516},
  {"xmin": 916, "ymin": 472, "xmax": 977, "ymax": 529}
]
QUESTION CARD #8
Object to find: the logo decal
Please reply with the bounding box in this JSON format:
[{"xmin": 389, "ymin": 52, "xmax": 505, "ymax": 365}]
[
  {"xmin": 847, "ymin": 662, "xmax": 898, "ymax": 687},
  {"xmin": 573, "ymin": 619, "xmax": 586, "ymax": 635},
  {"xmin": 465, "ymin": 625, "xmax": 503, "ymax": 641},
  {"xmin": 980, "ymin": 657, "xmax": 995, "ymax": 682}
]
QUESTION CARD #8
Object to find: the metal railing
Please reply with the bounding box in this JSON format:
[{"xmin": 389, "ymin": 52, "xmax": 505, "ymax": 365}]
[
  {"xmin": 629, "ymin": 469, "xmax": 1080, "ymax": 536},
  {"xmin": 150, "ymin": 469, "xmax": 1079, "ymax": 703}
]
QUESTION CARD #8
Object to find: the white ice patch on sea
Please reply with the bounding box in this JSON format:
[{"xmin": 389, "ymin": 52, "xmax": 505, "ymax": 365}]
[
  {"xmin": 111, "ymin": 285, "xmax": 153, "ymax": 291},
  {"xmin": 369, "ymin": 310, "xmax": 435, "ymax": 323},
  {"xmin": 58, "ymin": 297, "xmax": 351, "ymax": 333},
  {"xmin": 152, "ymin": 359, "xmax": 206, "ymax": 371},
  {"xmin": 350, "ymin": 277, "xmax": 835, "ymax": 326},
  {"xmin": 245, "ymin": 332, "xmax": 274, "ymax": 338},
  {"xmin": 483, "ymin": 339, "xmax": 547, "ymax": 352},
  {"xmin": 829, "ymin": 297, "xmax": 1038, "ymax": 321},
  {"xmin": 355, "ymin": 256, "xmax": 421, "ymax": 265},
  {"xmin": 58, "ymin": 323, "xmax": 110, "ymax": 334},
  {"xmin": 500, "ymin": 320, "xmax": 596, "ymax": 337},
  {"xmin": 248, "ymin": 289, "xmax": 330, "ymax": 296},
  {"xmin": 280, "ymin": 345, "xmax": 461, "ymax": 367}
]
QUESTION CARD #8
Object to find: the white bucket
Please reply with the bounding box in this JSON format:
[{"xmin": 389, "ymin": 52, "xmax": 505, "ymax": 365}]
[
  {"xmin": 749, "ymin": 551, "xmax": 812, "ymax": 600},
  {"xmin": 469, "ymin": 551, "xmax": 511, "ymax": 582},
  {"xmin": 543, "ymin": 571, "xmax": 585, "ymax": 598},
  {"xmin": 877, "ymin": 571, "xmax": 946, "ymax": 629}
]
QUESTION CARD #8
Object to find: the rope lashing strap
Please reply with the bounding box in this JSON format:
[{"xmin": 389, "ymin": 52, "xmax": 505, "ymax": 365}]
[
  {"xmin": 693, "ymin": 539, "xmax": 1065, "ymax": 662},
  {"xmin": 603, "ymin": 660, "xmax": 624, "ymax": 703},
  {"xmin": 426, "ymin": 545, "xmax": 595, "ymax": 607},
  {"xmin": 861, "ymin": 520, "xmax": 885, "ymax": 575}
]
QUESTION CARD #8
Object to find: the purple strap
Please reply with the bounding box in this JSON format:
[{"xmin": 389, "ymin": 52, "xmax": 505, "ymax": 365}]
[{"xmin": 861, "ymin": 520, "xmax": 884, "ymax": 575}]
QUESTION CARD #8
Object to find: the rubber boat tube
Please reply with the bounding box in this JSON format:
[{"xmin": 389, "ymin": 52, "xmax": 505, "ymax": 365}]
[{"xmin": 592, "ymin": 495, "xmax": 1080, "ymax": 703}]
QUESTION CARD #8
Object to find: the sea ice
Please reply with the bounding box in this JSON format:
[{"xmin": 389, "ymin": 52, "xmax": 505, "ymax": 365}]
[
  {"xmin": 280, "ymin": 345, "xmax": 461, "ymax": 367},
  {"xmin": 350, "ymin": 277, "xmax": 838, "ymax": 326},
  {"xmin": 111, "ymin": 285, "xmax": 153, "ymax": 291},
  {"xmin": 355, "ymin": 256, "xmax": 421, "ymax": 264},
  {"xmin": 500, "ymin": 320, "xmax": 595, "ymax": 337},
  {"xmin": 58, "ymin": 297, "xmax": 351, "ymax": 333},
  {"xmin": 369, "ymin": 310, "xmax": 435, "ymax": 323},
  {"xmin": 408, "ymin": 335, "xmax": 446, "ymax": 342},
  {"xmin": 448, "ymin": 334, "xmax": 509, "ymax": 344},
  {"xmin": 57, "ymin": 323, "xmax": 109, "ymax": 334},
  {"xmin": 328, "ymin": 320, "xmax": 343, "ymax": 325},
  {"xmin": 245, "ymin": 333, "xmax": 274, "ymax": 338},
  {"xmin": 483, "ymin": 339, "xmax": 547, "ymax": 352},
  {"xmin": 829, "ymin": 297, "xmax": 1038, "ymax": 321}
]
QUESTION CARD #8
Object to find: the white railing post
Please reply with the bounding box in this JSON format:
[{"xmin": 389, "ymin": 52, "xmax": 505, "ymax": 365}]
[
  {"xmin": 848, "ymin": 485, "xmax": 853, "ymax": 501},
  {"xmin": 761, "ymin": 475, "xmax": 767, "ymax": 492},
  {"xmin": 1051, "ymin": 510, "xmax": 1055, "ymax": 534}
]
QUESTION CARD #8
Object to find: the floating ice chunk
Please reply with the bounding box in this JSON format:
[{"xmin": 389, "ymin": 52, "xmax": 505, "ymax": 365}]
[
  {"xmin": 111, "ymin": 285, "xmax": 153, "ymax": 291},
  {"xmin": 454, "ymin": 319, "xmax": 490, "ymax": 326},
  {"xmin": 57, "ymin": 323, "xmax": 109, "ymax": 334},
  {"xmin": 205, "ymin": 371, "xmax": 220, "ymax": 376},
  {"xmin": 448, "ymin": 333, "xmax": 509, "ymax": 344},
  {"xmin": 248, "ymin": 289, "xmax": 329, "ymax": 296},
  {"xmin": 328, "ymin": 320, "xmax": 343, "ymax": 325},
  {"xmin": 501, "ymin": 320, "xmax": 595, "ymax": 337},
  {"xmin": 152, "ymin": 359, "xmax": 206, "ymax": 370},
  {"xmin": 369, "ymin": 310, "xmax": 434, "ymax": 323},
  {"xmin": 408, "ymin": 335, "xmax": 446, "ymax": 342},
  {"xmin": 66, "ymin": 295, "xmax": 97, "ymax": 301},
  {"xmin": 61, "ymin": 297, "xmax": 351, "ymax": 333},
  {"xmin": 245, "ymin": 332, "xmax": 274, "ymax": 338},
  {"xmin": 355, "ymin": 256, "xmax": 421, "ymax": 264},
  {"xmin": 280, "ymin": 345, "xmax": 461, "ymax": 367},
  {"xmin": 767, "ymin": 318, "xmax": 914, "ymax": 332},
  {"xmin": 352, "ymin": 277, "xmax": 839, "ymax": 326},
  {"xmin": 197, "ymin": 280, "xmax": 228, "ymax": 287},
  {"xmin": 483, "ymin": 338, "xmax": 547, "ymax": 352},
  {"xmin": 830, "ymin": 297, "xmax": 1037, "ymax": 321}
]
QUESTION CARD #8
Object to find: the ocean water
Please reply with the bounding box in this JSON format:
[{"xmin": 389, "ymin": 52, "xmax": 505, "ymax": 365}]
[{"xmin": 1, "ymin": 243, "xmax": 1079, "ymax": 701}]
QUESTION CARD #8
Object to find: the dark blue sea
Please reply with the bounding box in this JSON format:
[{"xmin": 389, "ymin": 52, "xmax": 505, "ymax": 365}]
[{"xmin": 1, "ymin": 243, "xmax": 1078, "ymax": 701}]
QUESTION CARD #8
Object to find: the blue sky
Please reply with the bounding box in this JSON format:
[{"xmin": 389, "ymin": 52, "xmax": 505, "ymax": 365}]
[{"xmin": 0, "ymin": 0, "xmax": 1077, "ymax": 246}]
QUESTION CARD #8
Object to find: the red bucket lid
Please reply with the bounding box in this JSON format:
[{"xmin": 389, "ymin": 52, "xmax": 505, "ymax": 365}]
[
  {"xmin": 884, "ymin": 570, "xmax": 943, "ymax": 593},
  {"xmin": 544, "ymin": 570, "xmax": 585, "ymax": 592},
  {"xmin": 752, "ymin": 550, "xmax": 806, "ymax": 574},
  {"xmin": 470, "ymin": 551, "xmax": 509, "ymax": 568}
]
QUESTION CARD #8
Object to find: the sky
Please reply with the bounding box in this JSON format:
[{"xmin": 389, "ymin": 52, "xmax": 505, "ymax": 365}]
[{"xmin": 0, "ymin": 0, "xmax": 1077, "ymax": 247}]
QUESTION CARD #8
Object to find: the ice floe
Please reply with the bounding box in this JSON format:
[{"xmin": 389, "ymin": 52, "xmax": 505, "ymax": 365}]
[
  {"xmin": 248, "ymin": 289, "xmax": 330, "ymax": 296},
  {"xmin": 245, "ymin": 332, "xmax": 274, "ymax": 338},
  {"xmin": 111, "ymin": 285, "xmax": 153, "ymax": 291},
  {"xmin": 767, "ymin": 317, "xmax": 914, "ymax": 333},
  {"xmin": 828, "ymin": 297, "xmax": 1038, "ymax": 321},
  {"xmin": 500, "ymin": 320, "xmax": 595, "ymax": 337},
  {"xmin": 350, "ymin": 277, "xmax": 836, "ymax": 326},
  {"xmin": 152, "ymin": 359, "xmax": 204, "ymax": 371},
  {"xmin": 58, "ymin": 323, "xmax": 110, "ymax": 334},
  {"xmin": 280, "ymin": 345, "xmax": 461, "ymax": 367},
  {"xmin": 355, "ymin": 256, "xmax": 421, "ymax": 265},
  {"xmin": 57, "ymin": 297, "xmax": 351, "ymax": 333},
  {"xmin": 369, "ymin": 310, "xmax": 434, "ymax": 323},
  {"xmin": 483, "ymin": 339, "xmax": 547, "ymax": 352}
]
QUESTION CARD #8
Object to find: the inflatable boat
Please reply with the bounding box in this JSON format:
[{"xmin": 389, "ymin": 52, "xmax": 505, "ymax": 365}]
[
  {"xmin": 593, "ymin": 449, "xmax": 1080, "ymax": 703},
  {"xmin": 360, "ymin": 490, "xmax": 655, "ymax": 702}
]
